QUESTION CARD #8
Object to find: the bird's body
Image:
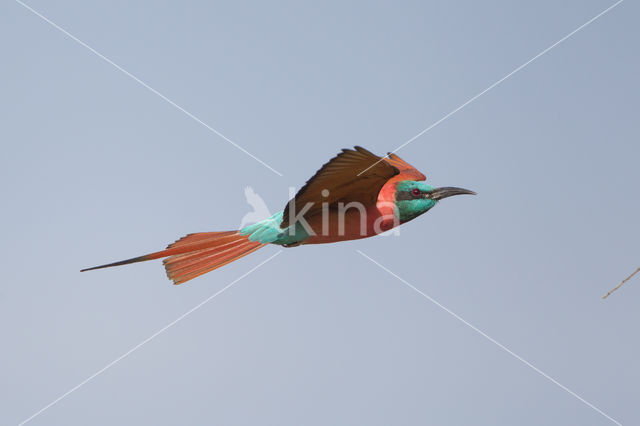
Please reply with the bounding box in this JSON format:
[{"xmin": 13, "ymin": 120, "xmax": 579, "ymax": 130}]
[{"xmin": 82, "ymin": 147, "xmax": 474, "ymax": 284}]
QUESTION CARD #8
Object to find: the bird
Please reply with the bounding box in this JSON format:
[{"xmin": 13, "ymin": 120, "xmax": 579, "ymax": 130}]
[{"xmin": 81, "ymin": 146, "xmax": 475, "ymax": 284}]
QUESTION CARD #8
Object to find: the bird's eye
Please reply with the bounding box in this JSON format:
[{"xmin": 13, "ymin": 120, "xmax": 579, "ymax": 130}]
[{"xmin": 411, "ymin": 188, "xmax": 421, "ymax": 197}]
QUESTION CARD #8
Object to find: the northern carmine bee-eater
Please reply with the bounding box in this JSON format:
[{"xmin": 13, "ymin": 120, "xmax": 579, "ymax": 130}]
[{"xmin": 82, "ymin": 147, "xmax": 475, "ymax": 284}]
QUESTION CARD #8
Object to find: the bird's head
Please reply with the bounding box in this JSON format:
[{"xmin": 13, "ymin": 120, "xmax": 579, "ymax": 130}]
[{"xmin": 394, "ymin": 180, "xmax": 476, "ymax": 223}]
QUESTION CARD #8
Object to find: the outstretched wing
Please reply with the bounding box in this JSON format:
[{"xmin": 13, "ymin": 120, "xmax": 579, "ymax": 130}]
[{"xmin": 281, "ymin": 146, "xmax": 400, "ymax": 228}]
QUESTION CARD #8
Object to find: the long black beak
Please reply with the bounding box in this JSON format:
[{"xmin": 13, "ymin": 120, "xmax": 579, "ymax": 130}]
[{"xmin": 429, "ymin": 187, "xmax": 476, "ymax": 201}]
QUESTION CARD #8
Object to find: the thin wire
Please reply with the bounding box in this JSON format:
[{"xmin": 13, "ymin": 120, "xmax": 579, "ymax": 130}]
[
  {"xmin": 357, "ymin": 0, "xmax": 624, "ymax": 176},
  {"xmin": 357, "ymin": 250, "xmax": 622, "ymax": 426},
  {"xmin": 14, "ymin": 0, "xmax": 283, "ymax": 176},
  {"xmin": 18, "ymin": 251, "xmax": 282, "ymax": 426}
]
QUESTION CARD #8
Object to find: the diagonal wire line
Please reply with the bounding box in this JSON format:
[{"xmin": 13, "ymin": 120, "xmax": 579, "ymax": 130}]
[
  {"xmin": 358, "ymin": 0, "xmax": 624, "ymax": 176},
  {"xmin": 14, "ymin": 0, "xmax": 283, "ymax": 177},
  {"xmin": 18, "ymin": 250, "xmax": 282, "ymax": 426},
  {"xmin": 356, "ymin": 250, "xmax": 622, "ymax": 426}
]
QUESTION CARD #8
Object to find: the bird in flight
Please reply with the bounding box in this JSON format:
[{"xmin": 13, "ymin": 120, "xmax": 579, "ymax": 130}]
[{"xmin": 82, "ymin": 147, "xmax": 475, "ymax": 284}]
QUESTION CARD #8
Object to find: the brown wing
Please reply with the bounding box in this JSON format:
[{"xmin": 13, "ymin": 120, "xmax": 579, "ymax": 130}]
[{"xmin": 281, "ymin": 146, "xmax": 399, "ymax": 228}]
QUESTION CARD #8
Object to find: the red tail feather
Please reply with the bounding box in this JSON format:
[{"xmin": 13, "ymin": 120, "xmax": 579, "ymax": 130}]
[
  {"xmin": 81, "ymin": 231, "xmax": 265, "ymax": 285},
  {"xmin": 163, "ymin": 234, "xmax": 265, "ymax": 284}
]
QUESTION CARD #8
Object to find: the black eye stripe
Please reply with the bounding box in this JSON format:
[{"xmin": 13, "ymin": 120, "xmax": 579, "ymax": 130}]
[{"xmin": 396, "ymin": 191, "xmax": 420, "ymax": 201}]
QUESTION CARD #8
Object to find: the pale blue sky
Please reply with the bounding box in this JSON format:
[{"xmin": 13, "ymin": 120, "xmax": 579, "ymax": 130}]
[{"xmin": 1, "ymin": 1, "xmax": 638, "ymax": 425}]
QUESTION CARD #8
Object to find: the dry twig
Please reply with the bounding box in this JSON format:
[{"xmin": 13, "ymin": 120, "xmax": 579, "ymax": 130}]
[{"xmin": 602, "ymin": 267, "xmax": 640, "ymax": 299}]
